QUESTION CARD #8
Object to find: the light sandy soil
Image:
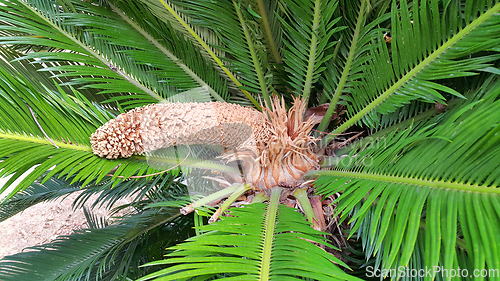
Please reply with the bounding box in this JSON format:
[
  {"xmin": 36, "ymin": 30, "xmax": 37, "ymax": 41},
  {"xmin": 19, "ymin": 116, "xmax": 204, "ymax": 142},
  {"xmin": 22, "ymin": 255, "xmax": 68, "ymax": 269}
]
[{"xmin": 0, "ymin": 174, "xmax": 132, "ymax": 259}]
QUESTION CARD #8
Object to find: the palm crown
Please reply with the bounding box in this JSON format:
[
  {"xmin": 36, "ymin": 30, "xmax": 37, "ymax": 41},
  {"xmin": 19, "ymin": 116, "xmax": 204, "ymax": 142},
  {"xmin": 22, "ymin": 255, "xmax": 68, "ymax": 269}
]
[{"xmin": 0, "ymin": 0, "xmax": 499, "ymax": 280}]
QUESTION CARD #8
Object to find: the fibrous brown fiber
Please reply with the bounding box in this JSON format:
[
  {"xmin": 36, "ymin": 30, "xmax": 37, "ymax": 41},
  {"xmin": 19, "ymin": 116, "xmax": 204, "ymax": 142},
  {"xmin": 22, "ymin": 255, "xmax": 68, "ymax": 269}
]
[{"xmin": 224, "ymin": 96, "xmax": 318, "ymax": 189}]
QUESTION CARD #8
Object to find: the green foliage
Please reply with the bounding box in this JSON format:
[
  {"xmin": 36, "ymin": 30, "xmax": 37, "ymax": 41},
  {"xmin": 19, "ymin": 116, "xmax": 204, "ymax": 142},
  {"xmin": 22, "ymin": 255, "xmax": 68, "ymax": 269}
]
[
  {"xmin": 0, "ymin": 0, "xmax": 499, "ymax": 280},
  {"xmin": 279, "ymin": 0, "xmax": 343, "ymax": 101},
  {"xmin": 0, "ymin": 0, "xmax": 231, "ymax": 107},
  {"xmin": 312, "ymin": 77, "xmax": 500, "ymax": 275},
  {"xmin": 322, "ymin": 0, "xmax": 500, "ymax": 144},
  {"xmin": 139, "ymin": 188, "xmax": 356, "ymax": 281},
  {"xmin": 0, "ymin": 65, "xmax": 168, "ymax": 199}
]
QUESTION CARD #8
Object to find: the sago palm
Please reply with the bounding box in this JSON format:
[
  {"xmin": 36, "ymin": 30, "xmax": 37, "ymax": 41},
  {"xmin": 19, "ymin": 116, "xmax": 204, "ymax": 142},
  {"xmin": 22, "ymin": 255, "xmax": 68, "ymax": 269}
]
[{"xmin": 0, "ymin": 0, "xmax": 499, "ymax": 280}]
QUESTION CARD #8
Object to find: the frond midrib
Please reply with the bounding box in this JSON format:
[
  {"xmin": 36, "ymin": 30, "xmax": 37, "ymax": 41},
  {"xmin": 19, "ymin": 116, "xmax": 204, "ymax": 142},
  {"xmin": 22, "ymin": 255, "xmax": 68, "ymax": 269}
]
[
  {"xmin": 256, "ymin": 0, "xmax": 281, "ymax": 63},
  {"xmin": 233, "ymin": 1, "xmax": 270, "ymax": 106},
  {"xmin": 0, "ymin": 131, "xmax": 91, "ymax": 152},
  {"xmin": 301, "ymin": 0, "xmax": 322, "ymax": 103},
  {"xmin": 259, "ymin": 186, "xmax": 281, "ymax": 280},
  {"xmin": 0, "ymin": 131, "xmax": 239, "ymax": 174},
  {"xmin": 308, "ymin": 170, "xmax": 500, "ymax": 194},
  {"xmin": 317, "ymin": 0, "xmax": 368, "ymax": 133}
]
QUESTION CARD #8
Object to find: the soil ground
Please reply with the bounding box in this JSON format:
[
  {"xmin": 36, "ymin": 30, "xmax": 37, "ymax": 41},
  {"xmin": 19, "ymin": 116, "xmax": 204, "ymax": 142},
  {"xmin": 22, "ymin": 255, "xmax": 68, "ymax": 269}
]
[{"xmin": 0, "ymin": 174, "xmax": 131, "ymax": 259}]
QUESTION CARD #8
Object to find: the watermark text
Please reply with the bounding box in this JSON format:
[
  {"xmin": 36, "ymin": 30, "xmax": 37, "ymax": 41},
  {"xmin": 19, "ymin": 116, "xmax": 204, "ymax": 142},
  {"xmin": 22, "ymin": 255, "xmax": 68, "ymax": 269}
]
[{"xmin": 366, "ymin": 266, "xmax": 499, "ymax": 278}]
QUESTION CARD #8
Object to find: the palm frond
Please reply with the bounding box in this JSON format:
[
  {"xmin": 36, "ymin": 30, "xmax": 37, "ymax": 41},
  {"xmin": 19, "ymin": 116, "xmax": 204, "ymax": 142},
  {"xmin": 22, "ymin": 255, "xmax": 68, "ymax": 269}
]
[
  {"xmin": 252, "ymin": 0, "xmax": 283, "ymax": 64},
  {"xmin": 0, "ymin": 0, "xmax": 164, "ymax": 105},
  {"xmin": 310, "ymin": 77, "xmax": 500, "ymax": 272},
  {"xmin": 0, "ymin": 172, "xmax": 190, "ymax": 281},
  {"xmin": 0, "ymin": 67, "xmax": 156, "ymax": 199},
  {"xmin": 348, "ymin": 211, "xmax": 454, "ymax": 281},
  {"xmin": 0, "ymin": 170, "xmax": 176, "ymax": 222},
  {"xmin": 322, "ymin": 0, "xmax": 500, "ymax": 146},
  {"xmin": 0, "ymin": 0, "xmax": 236, "ymax": 109},
  {"xmin": 0, "ymin": 225, "xmax": 131, "ymax": 280},
  {"xmin": 371, "ymin": 100, "xmax": 434, "ymax": 131},
  {"xmin": 280, "ymin": 0, "xmax": 343, "ymax": 102},
  {"xmin": 317, "ymin": 0, "xmax": 391, "ymax": 132},
  {"xmin": 233, "ymin": 1, "xmax": 272, "ymax": 105},
  {"xmin": 83, "ymin": 206, "xmax": 110, "ymax": 229},
  {"xmin": 139, "ymin": 187, "xmax": 357, "ymax": 281},
  {"xmin": 168, "ymin": 0, "xmax": 275, "ymax": 106},
  {"xmin": 0, "ymin": 47, "xmax": 97, "ymax": 99},
  {"xmin": 73, "ymin": 172, "xmax": 188, "ymax": 212},
  {"xmin": 133, "ymin": 0, "xmax": 226, "ymax": 70},
  {"xmin": 106, "ymin": 0, "xmax": 230, "ymax": 103},
  {"xmin": 136, "ymin": 0, "xmax": 261, "ymax": 108}
]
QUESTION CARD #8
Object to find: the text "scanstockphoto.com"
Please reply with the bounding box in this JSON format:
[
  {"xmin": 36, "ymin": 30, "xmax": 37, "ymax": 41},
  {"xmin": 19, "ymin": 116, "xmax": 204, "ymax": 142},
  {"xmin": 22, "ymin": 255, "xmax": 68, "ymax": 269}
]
[{"xmin": 366, "ymin": 266, "xmax": 499, "ymax": 278}]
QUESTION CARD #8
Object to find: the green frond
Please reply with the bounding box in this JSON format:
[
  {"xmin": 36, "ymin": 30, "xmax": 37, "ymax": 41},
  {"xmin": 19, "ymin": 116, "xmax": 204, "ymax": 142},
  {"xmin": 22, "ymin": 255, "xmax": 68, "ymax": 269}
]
[
  {"xmin": 133, "ymin": 0, "xmax": 227, "ymax": 73},
  {"xmin": 348, "ymin": 210, "xmax": 461, "ymax": 281},
  {"xmin": 0, "ymin": 170, "xmax": 191, "ymax": 281},
  {"xmin": 0, "ymin": 163, "xmax": 181, "ymax": 223},
  {"xmin": 0, "ymin": 47, "xmax": 99, "ymax": 99},
  {"xmin": 317, "ymin": 0, "xmax": 391, "ymax": 132},
  {"xmin": 322, "ymin": 0, "xmax": 500, "ymax": 146},
  {"xmin": 136, "ymin": 0, "xmax": 261, "ymax": 108},
  {"xmin": 0, "ymin": 66, "xmax": 111, "ymax": 143},
  {"xmin": 279, "ymin": 0, "xmax": 343, "ymax": 102},
  {"xmin": 0, "ymin": 224, "xmax": 132, "ymax": 280},
  {"xmin": 253, "ymin": 0, "xmax": 283, "ymax": 64},
  {"xmin": 0, "ymin": 165, "xmax": 187, "ymax": 231},
  {"xmin": 233, "ymin": 1, "xmax": 271, "ymax": 106},
  {"xmin": 371, "ymin": 100, "xmax": 435, "ymax": 132},
  {"xmin": 332, "ymin": 98, "xmax": 463, "ymax": 158},
  {"xmin": 310, "ymin": 78, "xmax": 500, "ymax": 272},
  {"xmin": 106, "ymin": 0, "xmax": 229, "ymax": 103},
  {"xmin": 0, "ymin": 0, "xmax": 165, "ymax": 105},
  {"xmin": 0, "ymin": 68, "xmax": 149, "ymax": 199},
  {"xmin": 83, "ymin": 206, "xmax": 110, "ymax": 229},
  {"xmin": 0, "ymin": 0, "xmax": 237, "ymax": 109},
  {"xmin": 139, "ymin": 187, "xmax": 357, "ymax": 281},
  {"xmin": 168, "ymin": 0, "xmax": 274, "ymax": 106}
]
